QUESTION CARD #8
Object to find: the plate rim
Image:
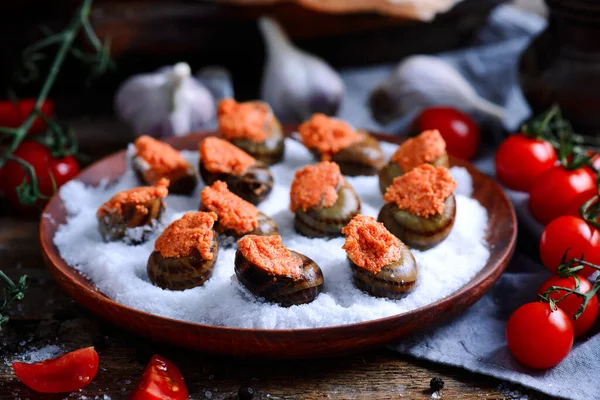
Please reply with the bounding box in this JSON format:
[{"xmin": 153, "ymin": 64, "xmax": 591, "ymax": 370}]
[{"xmin": 39, "ymin": 132, "xmax": 517, "ymax": 346}]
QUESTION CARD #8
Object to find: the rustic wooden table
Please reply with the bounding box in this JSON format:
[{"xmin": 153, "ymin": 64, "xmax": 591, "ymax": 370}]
[{"xmin": 0, "ymin": 119, "xmax": 544, "ymax": 399}]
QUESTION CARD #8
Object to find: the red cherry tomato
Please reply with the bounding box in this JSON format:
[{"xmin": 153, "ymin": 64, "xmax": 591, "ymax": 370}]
[
  {"xmin": 540, "ymin": 216, "xmax": 600, "ymax": 277},
  {"xmin": 12, "ymin": 347, "xmax": 99, "ymax": 393},
  {"xmin": 0, "ymin": 141, "xmax": 79, "ymax": 212},
  {"xmin": 528, "ymin": 165, "xmax": 596, "ymax": 225},
  {"xmin": 413, "ymin": 107, "xmax": 480, "ymax": 161},
  {"xmin": 537, "ymin": 275, "xmax": 599, "ymax": 337},
  {"xmin": 0, "ymin": 99, "xmax": 55, "ymax": 133},
  {"xmin": 130, "ymin": 355, "xmax": 188, "ymax": 400},
  {"xmin": 494, "ymin": 134, "xmax": 557, "ymax": 192},
  {"xmin": 506, "ymin": 302, "xmax": 574, "ymax": 369}
]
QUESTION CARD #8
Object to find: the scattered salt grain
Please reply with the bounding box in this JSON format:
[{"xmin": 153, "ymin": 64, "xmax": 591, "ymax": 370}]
[
  {"xmin": 53, "ymin": 139, "xmax": 489, "ymax": 329},
  {"xmin": 7, "ymin": 344, "xmax": 63, "ymax": 365},
  {"xmin": 497, "ymin": 383, "xmax": 529, "ymax": 400}
]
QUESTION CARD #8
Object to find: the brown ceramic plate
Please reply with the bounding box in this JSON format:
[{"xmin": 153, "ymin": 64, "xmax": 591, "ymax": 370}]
[{"xmin": 40, "ymin": 131, "xmax": 516, "ymax": 359}]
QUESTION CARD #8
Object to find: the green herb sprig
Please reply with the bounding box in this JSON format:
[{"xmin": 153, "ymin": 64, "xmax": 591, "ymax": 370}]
[
  {"xmin": 0, "ymin": 271, "xmax": 29, "ymax": 329},
  {"xmin": 0, "ymin": 0, "xmax": 111, "ymax": 327}
]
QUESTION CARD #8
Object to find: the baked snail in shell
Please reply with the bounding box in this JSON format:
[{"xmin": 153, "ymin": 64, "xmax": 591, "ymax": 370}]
[
  {"xmin": 342, "ymin": 215, "xmax": 417, "ymax": 299},
  {"xmin": 200, "ymin": 180, "xmax": 278, "ymax": 241},
  {"xmin": 199, "ymin": 137, "xmax": 273, "ymax": 205},
  {"xmin": 290, "ymin": 161, "xmax": 361, "ymax": 238},
  {"xmin": 379, "ymin": 164, "xmax": 457, "ymax": 250},
  {"xmin": 298, "ymin": 113, "xmax": 385, "ymax": 176},
  {"xmin": 378, "ymin": 129, "xmax": 448, "ymax": 194},
  {"xmin": 217, "ymin": 99, "xmax": 285, "ymax": 165},
  {"xmin": 131, "ymin": 135, "xmax": 197, "ymax": 195},
  {"xmin": 235, "ymin": 235, "xmax": 324, "ymax": 306},
  {"xmin": 96, "ymin": 178, "xmax": 169, "ymax": 243},
  {"xmin": 147, "ymin": 211, "xmax": 219, "ymax": 290}
]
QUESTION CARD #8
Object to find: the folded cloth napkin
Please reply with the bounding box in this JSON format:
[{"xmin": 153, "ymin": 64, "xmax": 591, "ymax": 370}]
[
  {"xmin": 395, "ymin": 266, "xmax": 600, "ymax": 400},
  {"xmin": 338, "ymin": 4, "xmax": 544, "ymax": 134},
  {"xmin": 338, "ymin": 5, "xmax": 600, "ymax": 400}
]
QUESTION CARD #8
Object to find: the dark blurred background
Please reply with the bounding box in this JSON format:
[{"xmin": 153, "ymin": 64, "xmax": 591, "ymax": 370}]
[{"xmin": 1, "ymin": 0, "xmax": 543, "ymax": 117}]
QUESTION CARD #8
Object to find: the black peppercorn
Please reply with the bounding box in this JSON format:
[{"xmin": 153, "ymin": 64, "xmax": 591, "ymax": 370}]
[
  {"xmin": 238, "ymin": 386, "xmax": 255, "ymax": 400},
  {"xmin": 430, "ymin": 377, "xmax": 444, "ymax": 392}
]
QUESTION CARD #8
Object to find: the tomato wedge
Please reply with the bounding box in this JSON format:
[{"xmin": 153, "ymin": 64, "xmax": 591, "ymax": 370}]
[
  {"xmin": 12, "ymin": 347, "xmax": 99, "ymax": 393},
  {"xmin": 130, "ymin": 354, "xmax": 189, "ymax": 400}
]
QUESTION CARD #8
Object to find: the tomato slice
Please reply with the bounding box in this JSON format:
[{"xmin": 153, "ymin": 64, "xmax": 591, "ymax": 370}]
[
  {"xmin": 130, "ymin": 354, "xmax": 189, "ymax": 400},
  {"xmin": 12, "ymin": 347, "xmax": 99, "ymax": 393}
]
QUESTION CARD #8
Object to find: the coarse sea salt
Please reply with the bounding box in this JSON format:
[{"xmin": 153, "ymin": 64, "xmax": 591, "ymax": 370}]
[
  {"xmin": 6, "ymin": 344, "xmax": 63, "ymax": 365},
  {"xmin": 53, "ymin": 139, "xmax": 489, "ymax": 329}
]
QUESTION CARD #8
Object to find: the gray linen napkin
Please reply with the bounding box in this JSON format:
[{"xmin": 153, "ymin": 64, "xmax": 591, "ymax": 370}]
[
  {"xmin": 338, "ymin": 5, "xmax": 600, "ymax": 400},
  {"xmin": 394, "ymin": 266, "xmax": 600, "ymax": 400}
]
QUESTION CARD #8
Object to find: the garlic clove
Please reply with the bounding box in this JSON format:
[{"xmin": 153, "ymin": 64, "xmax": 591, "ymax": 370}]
[
  {"xmin": 369, "ymin": 55, "xmax": 505, "ymax": 125},
  {"xmin": 115, "ymin": 62, "xmax": 217, "ymax": 138},
  {"xmin": 259, "ymin": 17, "xmax": 345, "ymax": 123}
]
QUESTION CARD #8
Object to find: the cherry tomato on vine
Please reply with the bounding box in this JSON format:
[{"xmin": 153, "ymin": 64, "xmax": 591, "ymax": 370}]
[
  {"xmin": 12, "ymin": 347, "xmax": 99, "ymax": 393},
  {"xmin": 494, "ymin": 134, "xmax": 557, "ymax": 192},
  {"xmin": 506, "ymin": 302, "xmax": 574, "ymax": 369},
  {"xmin": 130, "ymin": 354, "xmax": 188, "ymax": 400},
  {"xmin": 537, "ymin": 275, "xmax": 599, "ymax": 337},
  {"xmin": 567, "ymin": 190, "xmax": 598, "ymax": 219},
  {"xmin": 0, "ymin": 99, "xmax": 55, "ymax": 133},
  {"xmin": 0, "ymin": 141, "xmax": 79, "ymax": 212},
  {"xmin": 413, "ymin": 107, "xmax": 480, "ymax": 161},
  {"xmin": 528, "ymin": 165, "xmax": 596, "ymax": 225},
  {"xmin": 540, "ymin": 216, "xmax": 600, "ymax": 277}
]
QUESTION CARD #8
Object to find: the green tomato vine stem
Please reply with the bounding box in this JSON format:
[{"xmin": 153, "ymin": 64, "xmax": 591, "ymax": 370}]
[
  {"xmin": 0, "ymin": 0, "xmax": 95, "ymax": 168},
  {"xmin": 537, "ymin": 256, "xmax": 600, "ymax": 320},
  {"xmin": 0, "ymin": 0, "xmax": 110, "ymax": 328}
]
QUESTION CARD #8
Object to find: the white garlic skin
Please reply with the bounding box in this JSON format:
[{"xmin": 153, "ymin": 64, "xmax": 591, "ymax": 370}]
[
  {"xmin": 369, "ymin": 55, "xmax": 505, "ymax": 125},
  {"xmin": 259, "ymin": 17, "xmax": 345, "ymax": 123},
  {"xmin": 115, "ymin": 62, "xmax": 216, "ymax": 138}
]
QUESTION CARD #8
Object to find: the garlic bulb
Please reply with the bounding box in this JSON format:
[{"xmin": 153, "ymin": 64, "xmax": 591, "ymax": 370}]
[
  {"xmin": 115, "ymin": 62, "xmax": 216, "ymax": 138},
  {"xmin": 259, "ymin": 17, "xmax": 345, "ymax": 123},
  {"xmin": 369, "ymin": 55, "xmax": 505, "ymax": 125},
  {"xmin": 196, "ymin": 66, "xmax": 235, "ymax": 102}
]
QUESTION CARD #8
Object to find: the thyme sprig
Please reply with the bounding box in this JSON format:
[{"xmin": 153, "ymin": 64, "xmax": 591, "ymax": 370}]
[{"xmin": 0, "ymin": 271, "xmax": 29, "ymax": 329}]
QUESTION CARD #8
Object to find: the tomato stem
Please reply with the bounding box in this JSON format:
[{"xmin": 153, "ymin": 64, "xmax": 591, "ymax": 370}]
[
  {"xmin": 579, "ymin": 195, "xmax": 600, "ymax": 230},
  {"xmin": 538, "ymin": 279, "xmax": 600, "ymax": 320},
  {"xmin": 521, "ymin": 105, "xmax": 599, "ymax": 170},
  {"xmin": 522, "ymin": 105, "xmax": 559, "ymax": 140},
  {"xmin": 0, "ymin": 0, "xmax": 110, "ymax": 206},
  {"xmin": 555, "ymin": 255, "xmax": 600, "ymax": 278},
  {"xmin": 7, "ymin": 155, "xmax": 52, "ymax": 206},
  {"xmin": 538, "ymin": 255, "xmax": 600, "ymax": 320}
]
